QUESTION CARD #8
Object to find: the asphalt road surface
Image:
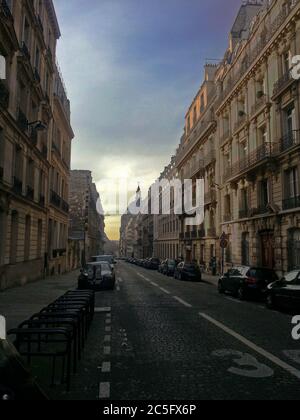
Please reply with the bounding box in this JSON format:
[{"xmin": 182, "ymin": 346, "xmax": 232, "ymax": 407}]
[{"xmin": 47, "ymin": 261, "xmax": 300, "ymax": 400}]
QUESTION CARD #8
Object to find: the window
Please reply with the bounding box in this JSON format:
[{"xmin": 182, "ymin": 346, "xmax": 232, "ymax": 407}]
[
  {"xmin": 284, "ymin": 167, "xmax": 299, "ymax": 199},
  {"xmin": 242, "ymin": 233, "xmax": 250, "ymax": 266},
  {"xmin": 282, "ymin": 50, "xmax": 291, "ymax": 75},
  {"xmin": 22, "ymin": 17, "xmax": 30, "ymax": 48},
  {"xmin": 285, "ymin": 106, "xmax": 296, "ymax": 135},
  {"xmin": 240, "ymin": 189, "xmax": 248, "ymax": 211},
  {"xmin": 0, "ymin": 127, "xmax": 4, "ymax": 175},
  {"xmin": 259, "ymin": 179, "xmax": 269, "ymax": 208},
  {"xmin": 35, "ymin": 46, "xmax": 40, "ymax": 72}
]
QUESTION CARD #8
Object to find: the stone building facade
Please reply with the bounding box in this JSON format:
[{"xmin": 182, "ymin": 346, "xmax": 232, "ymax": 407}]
[
  {"xmin": 153, "ymin": 157, "xmax": 180, "ymax": 261},
  {"xmin": 68, "ymin": 170, "xmax": 105, "ymax": 268},
  {"xmin": 123, "ymin": 0, "xmax": 300, "ymax": 275},
  {"xmin": 0, "ymin": 0, "xmax": 73, "ymax": 289}
]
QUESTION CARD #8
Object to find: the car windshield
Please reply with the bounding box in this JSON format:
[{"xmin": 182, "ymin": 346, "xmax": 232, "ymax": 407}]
[{"xmin": 168, "ymin": 261, "xmax": 176, "ymax": 266}]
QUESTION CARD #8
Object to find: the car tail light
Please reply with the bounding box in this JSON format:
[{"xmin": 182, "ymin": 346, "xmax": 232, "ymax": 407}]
[{"xmin": 246, "ymin": 277, "xmax": 257, "ymax": 285}]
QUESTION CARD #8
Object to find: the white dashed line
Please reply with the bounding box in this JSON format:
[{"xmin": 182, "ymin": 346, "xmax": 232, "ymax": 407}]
[
  {"xmin": 105, "ymin": 326, "xmax": 111, "ymax": 333},
  {"xmin": 105, "ymin": 319, "xmax": 111, "ymax": 325},
  {"xmin": 173, "ymin": 296, "xmax": 192, "ymax": 308},
  {"xmin": 150, "ymin": 282, "xmax": 159, "ymax": 287},
  {"xmin": 104, "ymin": 346, "xmax": 111, "ymax": 355},
  {"xmin": 101, "ymin": 362, "xmax": 111, "ymax": 373},
  {"xmin": 225, "ymin": 297, "xmax": 242, "ymax": 304},
  {"xmin": 99, "ymin": 382, "xmax": 110, "ymax": 399},
  {"xmin": 199, "ymin": 312, "xmax": 300, "ymax": 380},
  {"xmin": 104, "ymin": 335, "xmax": 111, "ymax": 343},
  {"xmin": 159, "ymin": 287, "xmax": 171, "ymax": 295},
  {"xmin": 117, "ymin": 277, "xmax": 123, "ymax": 283}
]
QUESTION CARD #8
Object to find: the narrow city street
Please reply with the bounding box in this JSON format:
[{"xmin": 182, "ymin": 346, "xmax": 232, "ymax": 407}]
[{"xmin": 35, "ymin": 261, "xmax": 300, "ymax": 401}]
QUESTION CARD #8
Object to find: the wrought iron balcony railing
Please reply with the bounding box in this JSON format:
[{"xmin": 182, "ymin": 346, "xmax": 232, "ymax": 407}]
[
  {"xmin": 251, "ymin": 94, "xmax": 268, "ymax": 116},
  {"xmin": 1, "ymin": 0, "xmax": 13, "ymax": 20},
  {"xmin": 283, "ymin": 195, "xmax": 300, "ymax": 211},
  {"xmin": 17, "ymin": 109, "xmax": 28, "ymax": 132},
  {"xmin": 50, "ymin": 190, "xmax": 61, "ymax": 208},
  {"xmin": 239, "ymin": 209, "xmax": 250, "ymax": 219},
  {"xmin": 223, "ymin": 213, "xmax": 232, "ymax": 222},
  {"xmin": 280, "ymin": 130, "xmax": 300, "ymax": 153},
  {"xmin": 223, "ymin": 142, "xmax": 278, "ymax": 182},
  {"xmin": 207, "ymin": 228, "xmax": 217, "ymax": 237},
  {"xmin": 20, "ymin": 42, "xmax": 31, "ymax": 61},
  {"xmin": 273, "ymin": 71, "xmax": 295, "ymax": 97}
]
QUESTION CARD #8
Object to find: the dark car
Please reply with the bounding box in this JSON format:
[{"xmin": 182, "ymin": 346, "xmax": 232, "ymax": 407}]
[
  {"xmin": 158, "ymin": 260, "xmax": 166, "ymax": 273},
  {"xmin": 78, "ymin": 262, "xmax": 116, "ymax": 291},
  {"xmin": 147, "ymin": 257, "xmax": 160, "ymax": 270},
  {"xmin": 174, "ymin": 262, "xmax": 202, "ymax": 282},
  {"xmin": 218, "ymin": 266, "xmax": 278, "ymax": 300},
  {"xmin": 266, "ymin": 270, "xmax": 300, "ymax": 311},
  {"xmin": 90, "ymin": 255, "xmax": 117, "ymax": 270},
  {"xmin": 163, "ymin": 259, "xmax": 177, "ymax": 276}
]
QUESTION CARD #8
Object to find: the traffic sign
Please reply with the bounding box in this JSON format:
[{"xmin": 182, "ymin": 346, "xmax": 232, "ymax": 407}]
[{"xmin": 220, "ymin": 239, "xmax": 228, "ymax": 249}]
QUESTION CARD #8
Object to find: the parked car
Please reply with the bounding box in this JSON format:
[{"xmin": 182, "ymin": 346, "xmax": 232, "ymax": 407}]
[
  {"xmin": 158, "ymin": 260, "xmax": 166, "ymax": 273},
  {"xmin": 90, "ymin": 255, "xmax": 117, "ymax": 270},
  {"xmin": 162, "ymin": 259, "xmax": 177, "ymax": 276},
  {"xmin": 147, "ymin": 257, "xmax": 160, "ymax": 270},
  {"xmin": 78, "ymin": 262, "xmax": 116, "ymax": 290},
  {"xmin": 174, "ymin": 262, "xmax": 202, "ymax": 282},
  {"xmin": 218, "ymin": 266, "xmax": 278, "ymax": 300},
  {"xmin": 266, "ymin": 270, "xmax": 300, "ymax": 311}
]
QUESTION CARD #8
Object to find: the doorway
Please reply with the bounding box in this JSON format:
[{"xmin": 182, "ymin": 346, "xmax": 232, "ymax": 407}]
[{"xmin": 260, "ymin": 231, "xmax": 275, "ymax": 269}]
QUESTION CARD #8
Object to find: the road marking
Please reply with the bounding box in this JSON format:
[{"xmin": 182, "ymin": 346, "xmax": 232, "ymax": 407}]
[
  {"xmin": 150, "ymin": 281, "xmax": 159, "ymax": 287},
  {"xmin": 95, "ymin": 307, "xmax": 111, "ymax": 313},
  {"xmin": 101, "ymin": 362, "xmax": 111, "ymax": 373},
  {"xmin": 173, "ymin": 296, "xmax": 192, "ymax": 308},
  {"xmin": 159, "ymin": 287, "xmax": 171, "ymax": 295},
  {"xmin": 104, "ymin": 335, "xmax": 111, "ymax": 343},
  {"xmin": 225, "ymin": 297, "xmax": 242, "ymax": 304},
  {"xmin": 117, "ymin": 277, "xmax": 123, "ymax": 283},
  {"xmin": 104, "ymin": 346, "xmax": 111, "ymax": 355},
  {"xmin": 105, "ymin": 319, "xmax": 111, "ymax": 325},
  {"xmin": 105, "ymin": 326, "xmax": 111, "ymax": 333},
  {"xmin": 99, "ymin": 382, "xmax": 110, "ymax": 399},
  {"xmin": 199, "ymin": 312, "xmax": 300, "ymax": 380},
  {"xmin": 137, "ymin": 273, "xmax": 150, "ymax": 282}
]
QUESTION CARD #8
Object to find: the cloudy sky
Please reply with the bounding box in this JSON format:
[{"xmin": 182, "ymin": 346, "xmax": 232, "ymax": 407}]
[{"xmin": 53, "ymin": 0, "xmax": 242, "ymax": 240}]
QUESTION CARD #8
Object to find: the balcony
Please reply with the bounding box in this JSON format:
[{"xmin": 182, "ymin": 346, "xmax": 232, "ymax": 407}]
[
  {"xmin": 191, "ymin": 230, "xmax": 197, "ymax": 239},
  {"xmin": 223, "ymin": 143, "xmax": 278, "ymax": 182},
  {"xmin": 190, "ymin": 159, "xmax": 205, "ymax": 178},
  {"xmin": 176, "ymin": 119, "xmax": 215, "ymax": 166},
  {"xmin": 50, "ymin": 190, "xmax": 61, "ymax": 208},
  {"xmin": 30, "ymin": 129, "xmax": 38, "ymax": 146},
  {"xmin": 26, "ymin": 186, "xmax": 34, "ymax": 201},
  {"xmin": 0, "ymin": 80, "xmax": 9, "ymax": 109},
  {"xmin": 17, "ymin": 109, "xmax": 28, "ymax": 132},
  {"xmin": 13, "ymin": 177, "xmax": 23, "ymax": 195},
  {"xmin": 184, "ymin": 232, "xmax": 191, "ymax": 240},
  {"xmin": 273, "ymin": 71, "xmax": 296, "ymax": 98},
  {"xmin": 251, "ymin": 94, "xmax": 268, "ymax": 116},
  {"xmin": 283, "ymin": 196, "xmax": 300, "ymax": 211},
  {"xmin": 280, "ymin": 130, "xmax": 300, "ymax": 153}
]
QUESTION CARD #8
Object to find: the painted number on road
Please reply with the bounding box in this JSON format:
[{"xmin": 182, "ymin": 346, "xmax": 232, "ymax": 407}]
[{"xmin": 212, "ymin": 350, "xmax": 274, "ymax": 378}]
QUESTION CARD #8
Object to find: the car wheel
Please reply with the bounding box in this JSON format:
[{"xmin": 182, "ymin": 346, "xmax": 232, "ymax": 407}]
[
  {"xmin": 266, "ymin": 294, "xmax": 276, "ymax": 309},
  {"xmin": 218, "ymin": 281, "xmax": 225, "ymax": 294},
  {"xmin": 179, "ymin": 273, "xmax": 183, "ymax": 281}
]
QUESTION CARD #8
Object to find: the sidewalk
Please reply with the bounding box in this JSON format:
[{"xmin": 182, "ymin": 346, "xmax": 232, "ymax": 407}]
[{"xmin": 0, "ymin": 270, "xmax": 79, "ymax": 331}]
